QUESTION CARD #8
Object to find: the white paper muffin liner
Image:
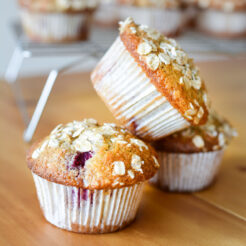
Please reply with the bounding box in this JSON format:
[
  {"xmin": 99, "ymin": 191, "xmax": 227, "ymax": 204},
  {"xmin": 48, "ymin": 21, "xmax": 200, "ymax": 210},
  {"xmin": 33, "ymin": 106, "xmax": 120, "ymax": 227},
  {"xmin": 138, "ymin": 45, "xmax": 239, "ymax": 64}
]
[
  {"xmin": 119, "ymin": 6, "xmax": 185, "ymax": 36},
  {"xmin": 91, "ymin": 37, "xmax": 190, "ymax": 140},
  {"xmin": 150, "ymin": 149, "xmax": 224, "ymax": 192},
  {"xmin": 20, "ymin": 8, "xmax": 92, "ymax": 42},
  {"xmin": 32, "ymin": 173, "xmax": 144, "ymax": 233},
  {"xmin": 197, "ymin": 10, "xmax": 246, "ymax": 37}
]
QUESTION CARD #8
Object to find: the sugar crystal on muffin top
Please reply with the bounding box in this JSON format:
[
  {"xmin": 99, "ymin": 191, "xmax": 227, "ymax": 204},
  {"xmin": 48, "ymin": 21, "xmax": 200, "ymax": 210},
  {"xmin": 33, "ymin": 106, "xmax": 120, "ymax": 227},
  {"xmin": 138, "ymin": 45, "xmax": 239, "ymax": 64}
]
[
  {"xmin": 118, "ymin": 17, "xmax": 209, "ymax": 125},
  {"xmin": 27, "ymin": 119, "xmax": 159, "ymax": 189}
]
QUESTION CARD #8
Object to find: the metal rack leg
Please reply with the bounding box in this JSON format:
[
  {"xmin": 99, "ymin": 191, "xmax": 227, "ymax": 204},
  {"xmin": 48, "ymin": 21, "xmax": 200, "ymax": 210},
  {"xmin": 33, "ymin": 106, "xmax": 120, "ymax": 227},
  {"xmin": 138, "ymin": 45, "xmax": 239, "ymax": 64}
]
[
  {"xmin": 4, "ymin": 47, "xmax": 30, "ymax": 126},
  {"xmin": 5, "ymin": 47, "xmax": 23, "ymax": 84},
  {"xmin": 23, "ymin": 55, "xmax": 94, "ymax": 142},
  {"xmin": 23, "ymin": 70, "xmax": 58, "ymax": 142}
]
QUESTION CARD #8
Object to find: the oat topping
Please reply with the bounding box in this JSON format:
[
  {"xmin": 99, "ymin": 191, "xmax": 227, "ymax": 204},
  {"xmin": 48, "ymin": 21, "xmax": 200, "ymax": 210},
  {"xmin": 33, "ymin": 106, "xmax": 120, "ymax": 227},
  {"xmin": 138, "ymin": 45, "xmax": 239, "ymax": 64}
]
[
  {"xmin": 32, "ymin": 119, "xmax": 151, "ymax": 158},
  {"xmin": 152, "ymin": 156, "xmax": 160, "ymax": 168},
  {"xmin": 130, "ymin": 138, "xmax": 149, "ymax": 151},
  {"xmin": 192, "ymin": 135, "xmax": 205, "ymax": 148},
  {"xmin": 182, "ymin": 111, "xmax": 237, "ymax": 150},
  {"xmin": 119, "ymin": 17, "xmax": 209, "ymax": 124},
  {"xmin": 137, "ymin": 42, "xmax": 152, "ymax": 55},
  {"xmin": 30, "ymin": 119, "xmax": 159, "ymax": 188},
  {"xmin": 131, "ymin": 154, "xmax": 143, "ymax": 173},
  {"xmin": 145, "ymin": 54, "xmax": 160, "ymax": 71},
  {"xmin": 112, "ymin": 161, "xmax": 126, "ymax": 176},
  {"xmin": 128, "ymin": 170, "xmax": 135, "ymax": 179}
]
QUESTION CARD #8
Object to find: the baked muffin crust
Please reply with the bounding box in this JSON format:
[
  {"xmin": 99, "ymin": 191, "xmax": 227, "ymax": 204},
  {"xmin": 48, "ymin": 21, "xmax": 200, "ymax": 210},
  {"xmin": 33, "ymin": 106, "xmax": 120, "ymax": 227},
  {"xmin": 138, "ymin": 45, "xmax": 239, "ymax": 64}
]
[
  {"xmin": 154, "ymin": 111, "xmax": 237, "ymax": 153},
  {"xmin": 27, "ymin": 119, "xmax": 159, "ymax": 189},
  {"xmin": 119, "ymin": 17, "xmax": 209, "ymax": 125}
]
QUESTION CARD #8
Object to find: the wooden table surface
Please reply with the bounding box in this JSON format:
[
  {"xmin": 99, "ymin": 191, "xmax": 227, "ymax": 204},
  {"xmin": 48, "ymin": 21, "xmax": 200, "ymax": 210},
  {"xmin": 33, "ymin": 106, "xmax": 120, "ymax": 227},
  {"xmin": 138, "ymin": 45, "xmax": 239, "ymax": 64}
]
[{"xmin": 0, "ymin": 59, "xmax": 246, "ymax": 246}]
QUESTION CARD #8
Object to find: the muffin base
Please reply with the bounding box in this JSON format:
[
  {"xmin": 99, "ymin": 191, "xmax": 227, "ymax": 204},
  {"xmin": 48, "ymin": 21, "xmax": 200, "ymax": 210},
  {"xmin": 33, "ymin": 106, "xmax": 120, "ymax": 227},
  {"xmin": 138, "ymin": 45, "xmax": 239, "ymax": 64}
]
[
  {"xmin": 32, "ymin": 173, "xmax": 144, "ymax": 233},
  {"xmin": 91, "ymin": 37, "xmax": 190, "ymax": 140},
  {"xmin": 196, "ymin": 10, "xmax": 246, "ymax": 38},
  {"xmin": 20, "ymin": 8, "xmax": 93, "ymax": 43},
  {"xmin": 119, "ymin": 6, "xmax": 186, "ymax": 36},
  {"xmin": 150, "ymin": 150, "xmax": 224, "ymax": 192}
]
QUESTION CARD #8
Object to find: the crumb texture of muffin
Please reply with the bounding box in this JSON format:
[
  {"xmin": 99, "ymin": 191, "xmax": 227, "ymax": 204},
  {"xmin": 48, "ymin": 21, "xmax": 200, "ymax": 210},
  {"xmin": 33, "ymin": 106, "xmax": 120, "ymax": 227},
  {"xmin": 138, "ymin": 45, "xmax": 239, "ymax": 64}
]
[
  {"xmin": 27, "ymin": 119, "xmax": 159, "ymax": 189},
  {"xmin": 154, "ymin": 110, "xmax": 237, "ymax": 153},
  {"xmin": 91, "ymin": 17, "xmax": 209, "ymax": 140}
]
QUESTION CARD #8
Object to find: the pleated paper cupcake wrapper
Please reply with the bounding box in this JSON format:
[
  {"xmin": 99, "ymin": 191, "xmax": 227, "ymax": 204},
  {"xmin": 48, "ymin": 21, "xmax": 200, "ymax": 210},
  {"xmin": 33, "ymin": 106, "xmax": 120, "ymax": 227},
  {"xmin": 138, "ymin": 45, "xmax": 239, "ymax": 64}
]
[
  {"xmin": 20, "ymin": 8, "xmax": 91, "ymax": 42},
  {"xmin": 197, "ymin": 10, "xmax": 246, "ymax": 37},
  {"xmin": 119, "ymin": 6, "xmax": 185, "ymax": 36},
  {"xmin": 32, "ymin": 173, "xmax": 144, "ymax": 233},
  {"xmin": 150, "ymin": 150, "xmax": 224, "ymax": 192},
  {"xmin": 91, "ymin": 37, "xmax": 190, "ymax": 140}
]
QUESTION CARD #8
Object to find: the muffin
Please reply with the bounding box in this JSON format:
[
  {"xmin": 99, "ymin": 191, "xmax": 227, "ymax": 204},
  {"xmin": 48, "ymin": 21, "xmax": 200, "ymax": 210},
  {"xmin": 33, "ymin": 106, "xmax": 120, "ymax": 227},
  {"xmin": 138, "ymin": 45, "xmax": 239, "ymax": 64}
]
[
  {"xmin": 118, "ymin": 0, "xmax": 187, "ymax": 37},
  {"xmin": 27, "ymin": 119, "xmax": 159, "ymax": 233},
  {"xmin": 196, "ymin": 0, "xmax": 246, "ymax": 38},
  {"xmin": 150, "ymin": 111, "xmax": 237, "ymax": 192},
  {"xmin": 94, "ymin": 0, "xmax": 119, "ymax": 27},
  {"xmin": 18, "ymin": 0, "xmax": 99, "ymax": 43},
  {"xmin": 91, "ymin": 17, "xmax": 209, "ymax": 141}
]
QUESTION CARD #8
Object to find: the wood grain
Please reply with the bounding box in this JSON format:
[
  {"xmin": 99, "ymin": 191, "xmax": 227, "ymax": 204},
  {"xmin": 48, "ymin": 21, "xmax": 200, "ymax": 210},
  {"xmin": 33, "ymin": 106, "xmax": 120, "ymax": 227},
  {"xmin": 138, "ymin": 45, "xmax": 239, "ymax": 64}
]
[{"xmin": 0, "ymin": 59, "xmax": 246, "ymax": 245}]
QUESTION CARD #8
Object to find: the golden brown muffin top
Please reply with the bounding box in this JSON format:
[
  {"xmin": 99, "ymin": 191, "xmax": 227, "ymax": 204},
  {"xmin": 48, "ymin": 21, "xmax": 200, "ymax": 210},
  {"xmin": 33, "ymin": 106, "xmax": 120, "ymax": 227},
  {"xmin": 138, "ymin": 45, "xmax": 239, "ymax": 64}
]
[
  {"xmin": 27, "ymin": 119, "xmax": 159, "ymax": 189},
  {"xmin": 196, "ymin": 0, "xmax": 246, "ymax": 11},
  {"xmin": 119, "ymin": 17, "xmax": 209, "ymax": 125},
  {"xmin": 118, "ymin": 0, "xmax": 181, "ymax": 8},
  {"xmin": 18, "ymin": 0, "xmax": 99, "ymax": 12},
  {"xmin": 154, "ymin": 111, "xmax": 237, "ymax": 153}
]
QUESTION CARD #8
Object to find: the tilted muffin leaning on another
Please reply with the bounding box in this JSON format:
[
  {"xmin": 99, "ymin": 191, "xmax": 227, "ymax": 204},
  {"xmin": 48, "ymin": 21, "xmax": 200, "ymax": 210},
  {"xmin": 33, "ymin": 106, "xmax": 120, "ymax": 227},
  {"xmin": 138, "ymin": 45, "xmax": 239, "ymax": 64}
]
[
  {"xmin": 27, "ymin": 119, "xmax": 159, "ymax": 233},
  {"xmin": 91, "ymin": 17, "xmax": 209, "ymax": 141}
]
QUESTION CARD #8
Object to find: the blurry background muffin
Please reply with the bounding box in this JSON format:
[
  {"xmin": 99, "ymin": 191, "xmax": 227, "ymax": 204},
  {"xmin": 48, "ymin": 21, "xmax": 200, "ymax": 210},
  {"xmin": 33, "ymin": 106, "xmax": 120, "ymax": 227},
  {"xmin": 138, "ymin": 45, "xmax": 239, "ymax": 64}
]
[
  {"xmin": 196, "ymin": 0, "xmax": 246, "ymax": 38},
  {"xmin": 117, "ymin": 0, "xmax": 187, "ymax": 37},
  {"xmin": 150, "ymin": 111, "xmax": 237, "ymax": 192},
  {"xmin": 18, "ymin": 0, "xmax": 99, "ymax": 43},
  {"xmin": 94, "ymin": 0, "xmax": 119, "ymax": 27}
]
